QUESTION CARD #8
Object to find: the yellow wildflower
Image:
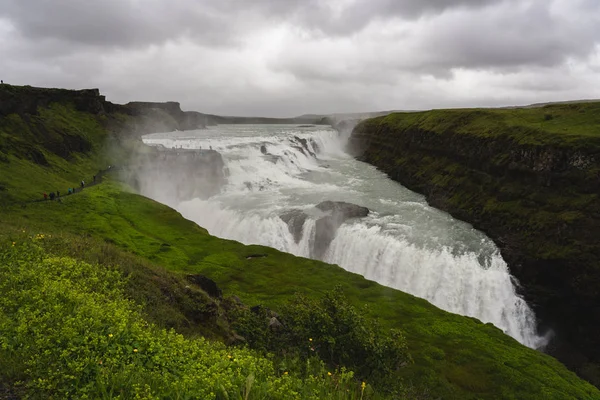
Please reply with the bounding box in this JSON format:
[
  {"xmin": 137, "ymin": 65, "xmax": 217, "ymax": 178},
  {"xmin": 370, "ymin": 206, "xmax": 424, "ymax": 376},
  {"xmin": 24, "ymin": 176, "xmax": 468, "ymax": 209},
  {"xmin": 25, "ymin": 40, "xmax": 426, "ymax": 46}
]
[
  {"xmin": 12, "ymin": 242, "xmax": 15, "ymax": 246},
  {"xmin": 361, "ymin": 382, "xmax": 366, "ymax": 389},
  {"xmin": 108, "ymin": 333, "xmax": 113, "ymax": 338},
  {"xmin": 133, "ymin": 348, "xmax": 138, "ymax": 353},
  {"xmin": 309, "ymin": 338, "xmax": 313, "ymax": 342},
  {"xmin": 327, "ymin": 372, "xmax": 332, "ymax": 376},
  {"xmin": 284, "ymin": 371, "xmax": 288, "ymax": 375}
]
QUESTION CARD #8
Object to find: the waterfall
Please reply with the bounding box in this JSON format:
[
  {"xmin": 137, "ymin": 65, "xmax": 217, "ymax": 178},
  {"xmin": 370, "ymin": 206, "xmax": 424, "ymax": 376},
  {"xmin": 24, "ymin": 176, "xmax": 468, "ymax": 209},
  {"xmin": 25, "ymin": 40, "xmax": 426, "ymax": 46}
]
[{"xmin": 142, "ymin": 124, "xmax": 546, "ymax": 348}]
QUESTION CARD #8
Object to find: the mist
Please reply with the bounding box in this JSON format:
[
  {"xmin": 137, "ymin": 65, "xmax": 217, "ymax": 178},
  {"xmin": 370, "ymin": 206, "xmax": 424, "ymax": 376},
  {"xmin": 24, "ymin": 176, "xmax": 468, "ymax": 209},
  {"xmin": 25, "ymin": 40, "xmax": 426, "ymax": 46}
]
[{"xmin": 121, "ymin": 123, "xmax": 548, "ymax": 349}]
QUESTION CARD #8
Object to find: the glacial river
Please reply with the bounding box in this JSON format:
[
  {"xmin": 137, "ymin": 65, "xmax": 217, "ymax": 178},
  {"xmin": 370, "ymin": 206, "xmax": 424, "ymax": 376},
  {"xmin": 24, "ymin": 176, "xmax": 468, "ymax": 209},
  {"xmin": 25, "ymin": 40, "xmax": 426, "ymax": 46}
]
[{"xmin": 143, "ymin": 124, "xmax": 545, "ymax": 348}]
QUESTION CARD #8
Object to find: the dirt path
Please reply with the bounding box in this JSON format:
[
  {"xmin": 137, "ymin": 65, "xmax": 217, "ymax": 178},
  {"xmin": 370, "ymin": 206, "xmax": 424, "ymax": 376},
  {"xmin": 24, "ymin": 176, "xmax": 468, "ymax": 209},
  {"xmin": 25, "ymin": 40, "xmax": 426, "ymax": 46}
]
[{"xmin": 30, "ymin": 165, "xmax": 120, "ymax": 204}]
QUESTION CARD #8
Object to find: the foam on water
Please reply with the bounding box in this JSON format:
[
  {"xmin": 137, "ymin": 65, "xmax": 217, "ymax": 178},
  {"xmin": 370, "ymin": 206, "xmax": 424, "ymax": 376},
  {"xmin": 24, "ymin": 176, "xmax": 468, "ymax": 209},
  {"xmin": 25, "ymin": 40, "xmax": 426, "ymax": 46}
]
[{"xmin": 143, "ymin": 124, "xmax": 546, "ymax": 349}]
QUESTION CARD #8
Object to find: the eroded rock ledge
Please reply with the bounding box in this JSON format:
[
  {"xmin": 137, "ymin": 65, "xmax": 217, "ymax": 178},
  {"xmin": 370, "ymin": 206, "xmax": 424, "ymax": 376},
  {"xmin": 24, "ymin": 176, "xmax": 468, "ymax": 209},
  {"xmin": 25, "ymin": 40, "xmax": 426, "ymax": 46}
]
[
  {"xmin": 348, "ymin": 106, "xmax": 600, "ymax": 383},
  {"xmin": 280, "ymin": 201, "xmax": 369, "ymax": 259}
]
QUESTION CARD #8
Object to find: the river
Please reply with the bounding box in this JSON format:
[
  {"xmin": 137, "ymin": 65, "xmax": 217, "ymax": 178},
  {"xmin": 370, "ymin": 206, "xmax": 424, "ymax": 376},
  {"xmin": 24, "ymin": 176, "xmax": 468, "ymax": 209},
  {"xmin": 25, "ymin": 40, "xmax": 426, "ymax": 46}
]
[{"xmin": 142, "ymin": 124, "xmax": 545, "ymax": 349}]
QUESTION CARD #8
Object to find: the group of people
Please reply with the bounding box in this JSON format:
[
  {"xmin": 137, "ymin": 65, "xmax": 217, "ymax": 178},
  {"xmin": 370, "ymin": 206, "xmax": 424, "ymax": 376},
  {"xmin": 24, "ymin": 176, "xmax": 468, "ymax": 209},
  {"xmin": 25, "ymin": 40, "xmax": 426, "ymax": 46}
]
[{"xmin": 42, "ymin": 176, "xmax": 96, "ymax": 201}]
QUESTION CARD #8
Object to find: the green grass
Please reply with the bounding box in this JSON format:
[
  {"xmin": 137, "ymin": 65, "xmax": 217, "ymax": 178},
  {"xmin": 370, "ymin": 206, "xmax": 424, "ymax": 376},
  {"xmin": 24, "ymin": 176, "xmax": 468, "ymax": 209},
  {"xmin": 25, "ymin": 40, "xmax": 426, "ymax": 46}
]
[
  {"xmin": 373, "ymin": 102, "xmax": 600, "ymax": 149},
  {"xmin": 0, "ymin": 242, "xmax": 373, "ymax": 400},
  {"xmin": 1, "ymin": 181, "xmax": 597, "ymax": 399},
  {"xmin": 1, "ymin": 90, "xmax": 599, "ymax": 399}
]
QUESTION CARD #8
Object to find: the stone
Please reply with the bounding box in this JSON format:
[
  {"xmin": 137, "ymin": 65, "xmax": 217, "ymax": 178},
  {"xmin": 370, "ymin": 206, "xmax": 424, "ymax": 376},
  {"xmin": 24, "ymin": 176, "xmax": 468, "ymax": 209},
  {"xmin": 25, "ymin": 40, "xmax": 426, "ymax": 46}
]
[
  {"xmin": 280, "ymin": 209, "xmax": 309, "ymax": 243},
  {"xmin": 268, "ymin": 317, "xmax": 283, "ymax": 331},
  {"xmin": 186, "ymin": 274, "xmax": 222, "ymax": 299}
]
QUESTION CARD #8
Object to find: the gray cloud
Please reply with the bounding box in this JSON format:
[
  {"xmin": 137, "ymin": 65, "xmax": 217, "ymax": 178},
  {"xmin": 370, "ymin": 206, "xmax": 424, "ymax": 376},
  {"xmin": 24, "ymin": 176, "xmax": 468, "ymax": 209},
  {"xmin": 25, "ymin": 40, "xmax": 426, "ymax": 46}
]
[
  {"xmin": 1, "ymin": 0, "xmax": 236, "ymax": 49},
  {"xmin": 0, "ymin": 0, "xmax": 599, "ymax": 116},
  {"xmin": 1, "ymin": 0, "xmax": 502, "ymax": 49}
]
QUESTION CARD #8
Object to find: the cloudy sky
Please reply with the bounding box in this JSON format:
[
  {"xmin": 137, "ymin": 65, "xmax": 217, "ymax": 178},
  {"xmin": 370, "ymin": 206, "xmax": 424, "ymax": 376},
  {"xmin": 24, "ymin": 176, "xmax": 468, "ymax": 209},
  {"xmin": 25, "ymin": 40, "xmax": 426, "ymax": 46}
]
[{"xmin": 1, "ymin": 0, "xmax": 599, "ymax": 116}]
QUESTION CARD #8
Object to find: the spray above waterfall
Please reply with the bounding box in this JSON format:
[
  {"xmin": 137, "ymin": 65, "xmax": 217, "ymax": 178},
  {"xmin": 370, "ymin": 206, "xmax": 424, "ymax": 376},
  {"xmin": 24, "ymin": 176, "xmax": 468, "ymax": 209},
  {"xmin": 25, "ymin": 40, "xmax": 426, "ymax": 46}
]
[{"xmin": 142, "ymin": 124, "xmax": 547, "ymax": 349}]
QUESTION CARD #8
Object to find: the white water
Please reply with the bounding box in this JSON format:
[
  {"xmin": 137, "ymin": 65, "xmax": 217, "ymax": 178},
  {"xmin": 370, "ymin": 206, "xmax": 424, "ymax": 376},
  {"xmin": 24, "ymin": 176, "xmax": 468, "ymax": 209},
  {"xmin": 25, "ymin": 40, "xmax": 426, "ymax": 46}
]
[{"xmin": 143, "ymin": 124, "xmax": 545, "ymax": 348}]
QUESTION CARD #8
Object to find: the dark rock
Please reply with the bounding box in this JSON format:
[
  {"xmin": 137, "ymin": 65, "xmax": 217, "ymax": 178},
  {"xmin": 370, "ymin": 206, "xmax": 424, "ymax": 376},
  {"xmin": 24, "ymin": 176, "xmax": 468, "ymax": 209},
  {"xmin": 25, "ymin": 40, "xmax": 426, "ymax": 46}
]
[
  {"xmin": 251, "ymin": 305, "xmax": 263, "ymax": 314},
  {"xmin": 263, "ymin": 154, "xmax": 281, "ymax": 164},
  {"xmin": 280, "ymin": 209, "xmax": 309, "ymax": 243},
  {"xmin": 260, "ymin": 144, "xmax": 268, "ymax": 154},
  {"xmin": 313, "ymin": 201, "xmax": 369, "ymax": 259},
  {"xmin": 268, "ymin": 317, "xmax": 283, "ymax": 331},
  {"xmin": 0, "ymin": 85, "xmax": 107, "ymax": 117},
  {"xmin": 186, "ymin": 274, "xmax": 222, "ymax": 299},
  {"xmin": 280, "ymin": 201, "xmax": 370, "ymax": 257},
  {"xmin": 292, "ymin": 145, "xmax": 307, "ymax": 156},
  {"xmin": 315, "ymin": 201, "xmax": 369, "ymax": 219},
  {"xmin": 126, "ymin": 101, "xmax": 207, "ymax": 131},
  {"xmin": 294, "ymin": 136, "xmax": 316, "ymax": 157},
  {"xmin": 227, "ymin": 333, "xmax": 246, "ymax": 345}
]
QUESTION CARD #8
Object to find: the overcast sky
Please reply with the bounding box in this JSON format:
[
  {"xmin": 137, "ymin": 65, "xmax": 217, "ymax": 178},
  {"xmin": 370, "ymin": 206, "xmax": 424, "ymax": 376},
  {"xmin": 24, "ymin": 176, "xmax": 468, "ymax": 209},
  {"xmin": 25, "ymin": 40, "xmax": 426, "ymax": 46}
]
[{"xmin": 1, "ymin": 0, "xmax": 599, "ymax": 117}]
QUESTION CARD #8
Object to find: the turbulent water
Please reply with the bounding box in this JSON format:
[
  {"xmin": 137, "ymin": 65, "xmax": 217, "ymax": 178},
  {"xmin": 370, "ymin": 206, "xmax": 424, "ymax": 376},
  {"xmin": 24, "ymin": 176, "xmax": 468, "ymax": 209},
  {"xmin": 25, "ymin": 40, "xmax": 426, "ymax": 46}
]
[{"xmin": 143, "ymin": 124, "xmax": 545, "ymax": 348}]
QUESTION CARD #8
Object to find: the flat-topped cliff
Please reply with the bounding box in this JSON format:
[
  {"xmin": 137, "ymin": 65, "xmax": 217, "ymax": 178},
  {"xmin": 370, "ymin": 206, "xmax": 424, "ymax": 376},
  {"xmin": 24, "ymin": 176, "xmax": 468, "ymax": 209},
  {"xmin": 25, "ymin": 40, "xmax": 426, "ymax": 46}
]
[
  {"xmin": 349, "ymin": 104, "xmax": 600, "ymax": 385},
  {"xmin": 0, "ymin": 84, "xmax": 206, "ymax": 134}
]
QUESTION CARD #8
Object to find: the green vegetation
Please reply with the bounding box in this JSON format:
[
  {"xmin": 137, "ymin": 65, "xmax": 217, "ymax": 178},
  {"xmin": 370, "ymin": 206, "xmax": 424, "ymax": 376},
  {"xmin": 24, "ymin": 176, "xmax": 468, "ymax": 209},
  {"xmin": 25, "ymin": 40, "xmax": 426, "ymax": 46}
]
[
  {"xmin": 353, "ymin": 102, "xmax": 600, "ymax": 389},
  {"xmin": 371, "ymin": 102, "xmax": 600, "ymax": 148},
  {"xmin": 0, "ymin": 241, "xmax": 371, "ymax": 399},
  {"xmin": 1, "ymin": 86, "xmax": 599, "ymax": 399},
  {"xmin": 230, "ymin": 288, "xmax": 411, "ymax": 386}
]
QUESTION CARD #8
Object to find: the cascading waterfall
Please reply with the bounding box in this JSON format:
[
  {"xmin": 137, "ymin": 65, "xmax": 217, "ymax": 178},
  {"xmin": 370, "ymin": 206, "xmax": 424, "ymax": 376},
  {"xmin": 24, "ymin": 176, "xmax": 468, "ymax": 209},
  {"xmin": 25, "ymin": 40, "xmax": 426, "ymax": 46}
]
[{"xmin": 142, "ymin": 124, "xmax": 546, "ymax": 349}]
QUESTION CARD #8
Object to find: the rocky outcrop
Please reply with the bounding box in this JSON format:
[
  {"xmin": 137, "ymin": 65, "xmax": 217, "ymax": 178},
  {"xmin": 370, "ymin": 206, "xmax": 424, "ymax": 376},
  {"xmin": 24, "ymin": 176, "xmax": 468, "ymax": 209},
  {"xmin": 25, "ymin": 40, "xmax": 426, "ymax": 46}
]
[
  {"xmin": 0, "ymin": 85, "xmax": 206, "ymax": 138},
  {"xmin": 126, "ymin": 101, "xmax": 207, "ymax": 132},
  {"xmin": 280, "ymin": 209, "xmax": 309, "ymax": 243},
  {"xmin": 0, "ymin": 85, "xmax": 108, "ymax": 117},
  {"xmin": 313, "ymin": 201, "xmax": 369, "ymax": 258},
  {"xmin": 293, "ymin": 136, "xmax": 317, "ymax": 157},
  {"xmin": 186, "ymin": 274, "xmax": 223, "ymax": 299},
  {"xmin": 280, "ymin": 201, "xmax": 369, "ymax": 259},
  {"xmin": 349, "ymin": 106, "xmax": 600, "ymax": 383}
]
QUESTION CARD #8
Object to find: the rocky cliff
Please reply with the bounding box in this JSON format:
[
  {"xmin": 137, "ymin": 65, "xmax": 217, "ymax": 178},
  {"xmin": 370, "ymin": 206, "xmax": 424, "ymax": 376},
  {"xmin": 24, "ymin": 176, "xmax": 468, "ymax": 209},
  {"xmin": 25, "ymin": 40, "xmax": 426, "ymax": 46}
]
[
  {"xmin": 0, "ymin": 84, "xmax": 227, "ymax": 205},
  {"xmin": 349, "ymin": 105, "xmax": 600, "ymax": 385},
  {"xmin": 0, "ymin": 84, "xmax": 206, "ymax": 135}
]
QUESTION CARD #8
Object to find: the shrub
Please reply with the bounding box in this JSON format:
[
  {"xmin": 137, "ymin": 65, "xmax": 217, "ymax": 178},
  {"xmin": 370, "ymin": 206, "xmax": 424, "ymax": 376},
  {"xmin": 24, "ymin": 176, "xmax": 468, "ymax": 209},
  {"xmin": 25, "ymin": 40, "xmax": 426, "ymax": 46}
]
[
  {"xmin": 230, "ymin": 287, "xmax": 412, "ymax": 387},
  {"xmin": 0, "ymin": 241, "xmax": 373, "ymax": 399}
]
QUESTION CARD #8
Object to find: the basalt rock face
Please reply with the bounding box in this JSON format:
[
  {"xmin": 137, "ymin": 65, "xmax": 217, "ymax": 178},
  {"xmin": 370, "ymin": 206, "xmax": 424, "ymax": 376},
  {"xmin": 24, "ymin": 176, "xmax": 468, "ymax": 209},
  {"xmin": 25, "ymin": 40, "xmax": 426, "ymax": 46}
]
[
  {"xmin": 0, "ymin": 85, "xmax": 206, "ymax": 138},
  {"xmin": 126, "ymin": 102, "xmax": 206, "ymax": 133},
  {"xmin": 280, "ymin": 201, "xmax": 370, "ymax": 259},
  {"xmin": 313, "ymin": 201, "xmax": 369, "ymax": 259},
  {"xmin": 0, "ymin": 85, "xmax": 108, "ymax": 117},
  {"xmin": 280, "ymin": 209, "xmax": 309, "ymax": 243},
  {"xmin": 349, "ymin": 107, "xmax": 600, "ymax": 383}
]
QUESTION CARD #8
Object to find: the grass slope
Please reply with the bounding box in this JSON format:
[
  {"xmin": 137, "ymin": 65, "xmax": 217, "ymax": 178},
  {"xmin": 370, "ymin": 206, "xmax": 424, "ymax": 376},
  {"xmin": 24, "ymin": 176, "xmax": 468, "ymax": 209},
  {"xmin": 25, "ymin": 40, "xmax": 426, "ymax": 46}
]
[
  {"xmin": 3, "ymin": 183, "xmax": 598, "ymax": 399},
  {"xmin": 0, "ymin": 97, "xmax": 598, "ymax": 399},
  {"xmin": 380, "ymin": 103, "xmax": 600, "ymax": 147}
]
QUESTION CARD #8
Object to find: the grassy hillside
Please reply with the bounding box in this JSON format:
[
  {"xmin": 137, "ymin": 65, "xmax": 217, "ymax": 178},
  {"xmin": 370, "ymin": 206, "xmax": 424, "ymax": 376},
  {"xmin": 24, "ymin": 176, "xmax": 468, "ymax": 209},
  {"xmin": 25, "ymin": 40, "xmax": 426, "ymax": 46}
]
[
  {"xmin": 351, "ymin": 102, "xmax": 600, "ymax": 387},
  {"xmin": 1, "ymin": 88, "xmax": 599, "ymax": 399}
]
